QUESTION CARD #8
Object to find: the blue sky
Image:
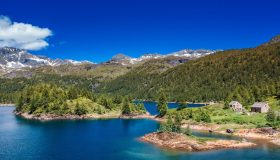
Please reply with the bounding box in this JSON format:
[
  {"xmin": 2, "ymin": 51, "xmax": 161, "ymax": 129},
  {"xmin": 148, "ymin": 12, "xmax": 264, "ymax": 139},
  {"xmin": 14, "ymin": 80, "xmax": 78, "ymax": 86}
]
[{"xmin": 1, "ymin": 0, "xmax": 280, "ymax": 63}]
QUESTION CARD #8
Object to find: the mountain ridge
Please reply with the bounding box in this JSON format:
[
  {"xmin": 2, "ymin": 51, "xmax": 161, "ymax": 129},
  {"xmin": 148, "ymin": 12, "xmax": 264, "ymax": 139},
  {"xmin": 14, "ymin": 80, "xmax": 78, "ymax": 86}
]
[
  {"xmin": 99, "ymin": 34, "xmax": 280, "ymax": 101},
  {"xmin": 1, "ymin": 34, "xmax": 280, "ymax": 103},
  {"xmin": 0, "ymin": 47, "xmax": 94, "ymax": 72},
  {"xmin": 0, "ymin": 47, "xmax": 217, "ymax": 73},
  {"xmin": 105, "ymin": 49, "xmax": 217, "ymax": 65}
]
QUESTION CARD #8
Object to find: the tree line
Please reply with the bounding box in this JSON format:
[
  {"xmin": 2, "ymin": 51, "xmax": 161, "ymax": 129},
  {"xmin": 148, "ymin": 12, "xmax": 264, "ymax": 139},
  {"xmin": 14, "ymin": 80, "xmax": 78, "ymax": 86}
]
[{"xmin": 16, "ymin": 83, "xmax": 146, "ymax": 116}]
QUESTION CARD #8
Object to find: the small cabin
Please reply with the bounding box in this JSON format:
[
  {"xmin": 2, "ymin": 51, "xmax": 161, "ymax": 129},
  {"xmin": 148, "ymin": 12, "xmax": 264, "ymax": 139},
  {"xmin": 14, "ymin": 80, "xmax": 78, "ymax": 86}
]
[
  {"xmin": 229, "ymin": 101, "xmax": 243, "ymax": 112},
  {"xmin": 251, "ymin": 102, "xmax": 270, "ymax": 113}
]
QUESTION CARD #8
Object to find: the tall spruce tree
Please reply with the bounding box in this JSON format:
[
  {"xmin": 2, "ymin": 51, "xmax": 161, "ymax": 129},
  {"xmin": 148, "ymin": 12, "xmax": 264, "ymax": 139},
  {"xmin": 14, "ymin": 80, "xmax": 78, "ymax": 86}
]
[
  {"xmin": 157, "ymin": 91, "xmax": 168, "ymax": 117},
  {"xmin": 122, "ymin": 97, "xmax": 131, "ymax": 115}
]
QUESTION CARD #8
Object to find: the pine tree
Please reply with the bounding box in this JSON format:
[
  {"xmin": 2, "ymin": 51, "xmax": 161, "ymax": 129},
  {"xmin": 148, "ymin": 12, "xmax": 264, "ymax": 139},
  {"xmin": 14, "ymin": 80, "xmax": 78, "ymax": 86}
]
[
  {"xmin": 122, "ymin": 97, "xmax": 131, "ymax": 115},
  {"xmin": 113, "ymin": 95, "xmax": 123, "ymax": 105},
  {"xmin": 75, "ymin": 102, "xmax": 87, "ymax": 115},
  {"xmin": 99, "ymin": 96, "xmax": 113, "ymax": 110},
  {"xmin": 157, "ymin": 91, "xmax": 168, "ymax": 117},
  {"xmin": 266, "ymin": 109, "xmax": 276, "ymax": 122},
  {"xmin": 16, "ymin": 94, "xmax": 24, "ymax": 112},
  {"xmin": 158, "ymin": 116, "xmax": 173, "ymax": 132},
  {"xmin": 173, "ymin": 113, "xmax": 182, "ymax": 132}
]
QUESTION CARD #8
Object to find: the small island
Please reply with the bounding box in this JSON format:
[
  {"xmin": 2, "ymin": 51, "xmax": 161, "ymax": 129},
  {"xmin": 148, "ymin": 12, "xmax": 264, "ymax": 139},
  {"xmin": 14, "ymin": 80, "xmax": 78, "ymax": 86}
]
[
  {"xmin": 139, "ymin": 109, "xmax": 256, "ymax": 152},
  {"xmin": 140, "ymin": 132, "xmax": 256, "ymax": 152}
]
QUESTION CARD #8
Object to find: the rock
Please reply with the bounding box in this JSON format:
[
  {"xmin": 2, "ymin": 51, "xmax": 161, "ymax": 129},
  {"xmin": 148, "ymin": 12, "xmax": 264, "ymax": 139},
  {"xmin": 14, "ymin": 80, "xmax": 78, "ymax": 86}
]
[
  {"xmin": 226, "ymin": 129, "xmax": 234, "ymax": 133},
  {"xmin": 260, "ymin": 127, "xmax": 276, "ymax": 135}
]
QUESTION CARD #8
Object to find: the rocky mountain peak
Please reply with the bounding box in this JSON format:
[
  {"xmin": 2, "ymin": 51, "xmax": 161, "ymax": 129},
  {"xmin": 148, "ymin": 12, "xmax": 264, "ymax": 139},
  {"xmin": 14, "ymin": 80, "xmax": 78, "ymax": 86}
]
[
  {"xmin": 111, "ymin": 54, "xmax": 131, "ymax": 61},
  {"xmin": 0, "ymin": 47, "xmax": 93, "ymax": 72},
  {"xmin": 268, "ymin": 34, "xmax": 280, "ymax": 44}
]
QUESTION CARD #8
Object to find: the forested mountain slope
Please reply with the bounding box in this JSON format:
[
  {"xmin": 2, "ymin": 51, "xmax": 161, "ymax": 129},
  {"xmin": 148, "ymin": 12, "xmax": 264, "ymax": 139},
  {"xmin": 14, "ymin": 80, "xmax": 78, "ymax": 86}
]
[
  {"xmin": 1, "ymin": 35, "xmax": 280, "ymax": 104},
  {"xmin": 100, "ymin": 35, "xmax": 280, "ymax": 102}
]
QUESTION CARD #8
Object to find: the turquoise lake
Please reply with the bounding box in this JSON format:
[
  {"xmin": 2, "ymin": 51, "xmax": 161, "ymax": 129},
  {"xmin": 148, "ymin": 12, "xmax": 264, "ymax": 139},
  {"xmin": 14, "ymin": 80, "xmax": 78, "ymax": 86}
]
[{"xmin": 0, "ymin": 106, "xmax": 280, "ymax": 160}]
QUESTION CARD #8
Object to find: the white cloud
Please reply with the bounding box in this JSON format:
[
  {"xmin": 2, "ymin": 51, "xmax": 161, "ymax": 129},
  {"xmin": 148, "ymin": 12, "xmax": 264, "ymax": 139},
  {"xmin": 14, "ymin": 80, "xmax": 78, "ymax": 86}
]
[{"xmin": 0, "ymin": 15, "xmax": 52, "ymax": 50}]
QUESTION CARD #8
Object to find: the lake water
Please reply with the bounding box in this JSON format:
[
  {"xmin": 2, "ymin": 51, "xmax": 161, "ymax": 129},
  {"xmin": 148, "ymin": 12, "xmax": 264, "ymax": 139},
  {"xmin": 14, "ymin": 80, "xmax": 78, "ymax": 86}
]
[
  {"xmin": 0, "ymin": 106, "xmax": 280, "ymax": 160},
  {"xmin": 136, "ymin": 101, "xmax": 206, "ymax": 115}
]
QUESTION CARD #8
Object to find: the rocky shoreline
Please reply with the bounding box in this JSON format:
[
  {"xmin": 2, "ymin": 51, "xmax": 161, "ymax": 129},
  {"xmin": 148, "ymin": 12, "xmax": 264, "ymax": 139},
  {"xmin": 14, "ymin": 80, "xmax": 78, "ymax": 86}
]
[
  {"xmin": 15, "ymin": 111, "xmax": 154, "ymax": 121},
  {"xmin": 139, "ymin": 132, "xmax": 256, "ymax": 152}
]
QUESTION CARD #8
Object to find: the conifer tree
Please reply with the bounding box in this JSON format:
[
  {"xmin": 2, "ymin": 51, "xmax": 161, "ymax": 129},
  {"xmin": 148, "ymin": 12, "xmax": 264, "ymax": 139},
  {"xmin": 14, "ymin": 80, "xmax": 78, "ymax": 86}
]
[
  {"xmin": 122, "ymin": 97, "xmax": 131, "ymax": 115},
  {"xmin": 157, "ymin": 91, "xmax": 168, "ymax": 117},
  {"xmin": 266, "ymin": 109, "xmax": 276, "ymax": 122}
]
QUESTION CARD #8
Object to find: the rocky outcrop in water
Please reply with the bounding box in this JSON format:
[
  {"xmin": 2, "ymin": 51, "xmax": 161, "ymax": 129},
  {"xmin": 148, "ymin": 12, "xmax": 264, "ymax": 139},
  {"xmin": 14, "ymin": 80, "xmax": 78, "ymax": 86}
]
[{"xmin": 139, "ymin": 132, "xmax": 256, "ymax": 152}]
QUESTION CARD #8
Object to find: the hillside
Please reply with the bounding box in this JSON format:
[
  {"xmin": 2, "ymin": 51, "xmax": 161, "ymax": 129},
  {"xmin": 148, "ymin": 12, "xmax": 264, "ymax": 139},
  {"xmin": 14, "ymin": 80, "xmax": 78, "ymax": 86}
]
[
  {"xmin": 0, "ymin": 49, "xmax": 209, "ymax": 103},
  {"xmin": 1, "ymin": 35, "xmax": 280, "ymax": 104},
  {"xmin": 100, "ymin": 35, "xmax": 280, "ymax": 102}
]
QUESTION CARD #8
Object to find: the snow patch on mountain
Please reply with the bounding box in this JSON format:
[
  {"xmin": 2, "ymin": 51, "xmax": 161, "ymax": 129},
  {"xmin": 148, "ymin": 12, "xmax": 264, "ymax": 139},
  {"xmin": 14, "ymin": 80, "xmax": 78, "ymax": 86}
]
[
  {"xmin": 0, "ymin": 47, "xmax": 94, "ymax": 71},
  {"xmin": 107, "ymin": 49, "xmax": 218, "ymax": 65}
]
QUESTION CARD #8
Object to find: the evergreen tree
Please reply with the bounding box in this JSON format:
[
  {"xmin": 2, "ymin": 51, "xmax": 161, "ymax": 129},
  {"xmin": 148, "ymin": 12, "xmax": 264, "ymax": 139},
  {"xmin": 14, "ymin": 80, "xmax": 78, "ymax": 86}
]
[
  {"xmin": 158, "ymin": 116, "xmax": 173, "ymax": 132},
  {"xmin": 173, "ymin": 113, "xmax": 182, "ymax": 132},
  {"xmin": 16, "ymin": 94, "xmax": 24, "ymax": 112},
  {"xmin": 157, "ymin": 91, "xmax": 168, "ymax": 117},
  {"xmin": 99, "ymin": 96, "xmax": 113, "ymax": 110},
  {"xmin": 122, "ymin": 97, "xmax": 131, "ymax": 115},
  {"xmin": 74, "ymin": 102, "xmax": 87, "ymax": 115},
  {"xmin": 135, "ymin": 103, "xmax": 146, "ymax": 114},
  {"xmin": 266, "ymin": 109, "xmax": 276, "ymax": 122},
  {"xmin": 112, "ymin": 95, "xmax": 123, "ymax": 105},
  {"xmin": 67, "ymin": 86, "xmax": 78, "ymax": 99}
]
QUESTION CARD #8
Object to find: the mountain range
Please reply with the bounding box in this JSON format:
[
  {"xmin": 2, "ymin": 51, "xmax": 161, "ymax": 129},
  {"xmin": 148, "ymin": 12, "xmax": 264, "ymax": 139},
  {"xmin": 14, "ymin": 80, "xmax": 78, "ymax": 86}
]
[
  {"xmin": 0, "ymin": 47, "xmax": 216, "ymax": 74},
  {"xmin": 98, "ymin": 34, "xmax": 280, "ymax": 101},
  {"xmin": 105, "ymin": 49, "xmax": 216, "ymax": 65},
  {"xmin": 0, "ymin": 47, "xmax": 93, "ymax": 71},
  {"xmin": 0, "ymin": 34, "xmax": 280, "ymax": 103}
]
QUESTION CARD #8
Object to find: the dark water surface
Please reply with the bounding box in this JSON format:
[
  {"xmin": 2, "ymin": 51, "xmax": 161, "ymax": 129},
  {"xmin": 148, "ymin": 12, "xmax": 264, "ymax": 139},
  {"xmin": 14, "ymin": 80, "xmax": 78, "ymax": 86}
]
[
  {"xmin": 0, "ymin": 106, "xmax": 280, "ymax": 160},
  {"xmin": 136, "ymin": 101, "xmax": 206, "ymax": 115}
]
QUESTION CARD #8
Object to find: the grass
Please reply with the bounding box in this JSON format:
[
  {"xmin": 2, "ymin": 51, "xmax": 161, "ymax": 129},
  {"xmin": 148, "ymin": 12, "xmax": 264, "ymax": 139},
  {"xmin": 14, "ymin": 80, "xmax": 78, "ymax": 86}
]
[
  {"xmin": 171, "ymin": 103, "xmax": 269, "ymax": 128},
  {"xmin": 182, "ymin": 133, "xmax": 215, "ymax": 144},
  {"xmin": 163, "ymin": 97, "xmax": 280, "ymax": 129},
  {"xmin": 204, "ymin": 103, "xmax": 268, "ymax": 127}
]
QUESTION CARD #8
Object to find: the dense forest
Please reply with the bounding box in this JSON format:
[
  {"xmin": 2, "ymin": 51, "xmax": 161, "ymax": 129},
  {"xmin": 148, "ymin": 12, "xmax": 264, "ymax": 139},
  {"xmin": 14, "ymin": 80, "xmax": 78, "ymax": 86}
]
[
  {"xmin": 100, "ymin": 35, "xmax": 280, "ymax": 104},
  {"xmin": 15, "ymin": 83, "xmax": 146, "ymax": 116},
  {"xmin": 0, "ymin": 74, "xmax": 97, "ymax": 103}
]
